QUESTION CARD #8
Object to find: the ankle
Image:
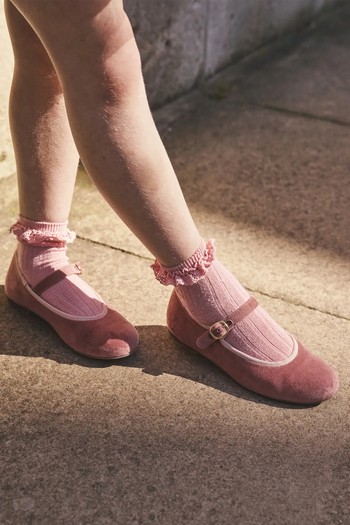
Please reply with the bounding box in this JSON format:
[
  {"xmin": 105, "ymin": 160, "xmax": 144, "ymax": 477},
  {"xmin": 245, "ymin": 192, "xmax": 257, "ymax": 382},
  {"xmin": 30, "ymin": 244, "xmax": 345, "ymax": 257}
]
[
  {"xmin": 151, "ymin": 239, "xmax": 216, "ymax": 286},
  {"xmin": 9, "ymin": 216, "xmax": 106, "ymax": 317},
  {"xmin": 10, "ymin": 216, "xmax": 75, "ymax": 287},
  {"xmin": 10, "ymin": 215, "xmax": 75, "ymax": 247}
]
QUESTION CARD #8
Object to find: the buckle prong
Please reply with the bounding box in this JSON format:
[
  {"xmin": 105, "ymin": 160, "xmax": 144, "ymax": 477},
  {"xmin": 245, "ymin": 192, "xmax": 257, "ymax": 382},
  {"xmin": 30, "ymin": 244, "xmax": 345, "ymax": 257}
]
[{"xmin": 209, "ymin": 319, "xmax": 233, "ymax": 340}]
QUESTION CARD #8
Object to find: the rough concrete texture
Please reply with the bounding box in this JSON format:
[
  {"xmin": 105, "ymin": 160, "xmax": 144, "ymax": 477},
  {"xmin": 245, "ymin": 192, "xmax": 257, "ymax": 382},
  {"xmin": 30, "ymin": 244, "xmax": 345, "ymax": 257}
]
[
  {"xmin": 0, "ymin": 0, "xmax": 339, "ymax": 180},
  {"xmin": 1, "ymin": 2, "xmax": 350, "ymax": 524},
  {"xmin": 125, "ymin": 0, "xmax": 337, "ymax": 106},
  {"xmin": 204, "ymin": 0, "xmax": 335, "ymax": 75},
  {"xmin": 125, "ymin": 0, "xmax": 207, "ymax": 107}
]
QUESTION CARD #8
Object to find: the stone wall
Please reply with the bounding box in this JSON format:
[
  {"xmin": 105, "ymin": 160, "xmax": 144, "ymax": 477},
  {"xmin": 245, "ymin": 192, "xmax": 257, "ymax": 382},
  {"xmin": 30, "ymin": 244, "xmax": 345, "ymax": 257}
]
[
  {"xmin": 126, "ymin": 0, "xmax": 336, "ymax": 106},
  {"xmin": 0, "ymin": 0, "xmax": 337, "ymax": 178}
]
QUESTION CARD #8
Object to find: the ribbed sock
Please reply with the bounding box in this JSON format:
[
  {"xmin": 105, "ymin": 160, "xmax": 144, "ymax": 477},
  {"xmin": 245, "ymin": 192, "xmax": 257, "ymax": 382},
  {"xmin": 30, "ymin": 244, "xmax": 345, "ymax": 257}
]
[
  {"xmin": 11, "ymin": 216, "xmax": 105, "ymax": 317},
  {"xmin": 152, "ymin": 239, "xmax": 294, "ymax": 362}
]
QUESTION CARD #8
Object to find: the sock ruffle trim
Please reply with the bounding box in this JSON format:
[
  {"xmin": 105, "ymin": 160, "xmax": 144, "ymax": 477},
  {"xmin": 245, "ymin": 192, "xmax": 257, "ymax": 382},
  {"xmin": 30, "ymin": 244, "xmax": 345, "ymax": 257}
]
[
  {"xmin": 151, "ymin": 239, "xmax": 215, "ymax": 286},
  {"xmin": 10, "ymin": 220, "xmax": 76, "ymax": 247}
]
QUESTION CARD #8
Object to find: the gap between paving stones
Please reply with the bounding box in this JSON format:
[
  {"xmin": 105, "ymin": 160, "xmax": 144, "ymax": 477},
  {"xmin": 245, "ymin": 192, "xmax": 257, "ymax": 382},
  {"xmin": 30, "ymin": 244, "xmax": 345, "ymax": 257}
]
[
  {"xmin": 76, "ymin": 234, "xmax": 350, "ymax": 323},
  {"xmin": 250, "ymin": 104, "xmax": 350, "ymax": 129},
  {"xmin": 76, "ymin": 234, "xmax": 150, "ymax": 262}
]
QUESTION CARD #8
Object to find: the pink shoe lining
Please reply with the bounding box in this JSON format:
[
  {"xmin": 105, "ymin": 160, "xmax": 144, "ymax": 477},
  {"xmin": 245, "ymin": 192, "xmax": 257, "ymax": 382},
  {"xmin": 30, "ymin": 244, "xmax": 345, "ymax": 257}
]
[
  {"xmin": 151, "ymin": 239, "xmax": 215, "ymax": 286},
  {"xmin": 10, "ymin": 221, "xmax": 76, "ymax": 247}
]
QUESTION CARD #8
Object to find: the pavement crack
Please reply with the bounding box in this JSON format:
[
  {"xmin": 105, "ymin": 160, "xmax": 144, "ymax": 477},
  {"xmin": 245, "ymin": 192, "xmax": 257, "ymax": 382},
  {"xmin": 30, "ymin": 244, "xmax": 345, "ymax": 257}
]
[
  {"xmin": 75, "ymin": 235, "xmax": 153, "ymax": 261},
  {"xmin": 247, "ymin": 287, "xmax": 350, "ymax": 321},
  {"xmin": 252, "ymin": 103, "xmax": 350, "ymax": 129},
  {"xmin": 76, "ymin": 235, "xmax": 350, "ymax": 322}
]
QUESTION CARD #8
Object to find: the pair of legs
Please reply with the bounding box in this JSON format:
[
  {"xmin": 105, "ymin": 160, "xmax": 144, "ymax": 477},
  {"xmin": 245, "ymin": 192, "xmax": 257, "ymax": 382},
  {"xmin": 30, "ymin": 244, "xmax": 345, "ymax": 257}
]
[
  {"xmin": 5, "ymin": 0, "xmax": 338, "ymax": 403},
  {"xmin": 6, "ymin": 0, "xmax": 200, "ymax": 265}
]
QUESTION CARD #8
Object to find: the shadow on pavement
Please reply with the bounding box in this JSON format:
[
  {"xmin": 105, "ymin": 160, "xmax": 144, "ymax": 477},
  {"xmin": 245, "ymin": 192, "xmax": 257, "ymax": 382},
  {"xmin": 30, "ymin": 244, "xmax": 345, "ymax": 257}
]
[{"xmin": 1, "ymin": 288, "xmax": 313, "ymax": 410}]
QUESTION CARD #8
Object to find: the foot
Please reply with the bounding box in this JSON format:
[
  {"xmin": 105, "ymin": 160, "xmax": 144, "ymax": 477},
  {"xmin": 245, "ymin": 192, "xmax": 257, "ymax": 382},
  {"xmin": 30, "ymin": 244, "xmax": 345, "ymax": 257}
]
[
  {"xmin": 7, "ymin": 217, "xmax": 139, "ymax": 359},
  {"xmin": 153, "ymin": 239, "xmax": 339, "ymax": 404}
]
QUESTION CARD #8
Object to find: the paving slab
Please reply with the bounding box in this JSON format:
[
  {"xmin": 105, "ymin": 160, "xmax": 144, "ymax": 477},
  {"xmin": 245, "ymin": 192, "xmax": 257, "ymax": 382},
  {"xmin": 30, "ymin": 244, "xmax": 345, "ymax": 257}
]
[{"xmin": 206, "ymin": 0, "xmax": 350, "ymax": 124}]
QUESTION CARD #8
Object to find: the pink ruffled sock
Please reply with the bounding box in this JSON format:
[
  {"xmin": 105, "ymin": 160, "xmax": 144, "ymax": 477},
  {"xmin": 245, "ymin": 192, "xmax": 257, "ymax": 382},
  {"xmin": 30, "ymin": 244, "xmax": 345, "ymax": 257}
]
[
  {"xmin": 10, "ymin": 216, "xmax": 105, "ymax": 317},
  {"xmin": 152, "ymin": 239, "xmax": 294, "ymax": 362}
]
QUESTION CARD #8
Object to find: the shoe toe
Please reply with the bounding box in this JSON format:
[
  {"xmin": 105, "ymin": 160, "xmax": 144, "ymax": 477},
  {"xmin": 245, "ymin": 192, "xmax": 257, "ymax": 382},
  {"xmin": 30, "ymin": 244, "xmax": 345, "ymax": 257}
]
[
  {"xmin": 263, "ymin": 342, "xmax": 340, "ymax": 405},
  {"xmin": 97, "ymin": 324, "xmax": 140, "ymax": 359},
  {"xmin": 77, "ymin": 307, "xmax": 139, "ymax": 360},
  {"xmin": 293, "ymin": 345, "xmax": 339, "ymax": 404}
]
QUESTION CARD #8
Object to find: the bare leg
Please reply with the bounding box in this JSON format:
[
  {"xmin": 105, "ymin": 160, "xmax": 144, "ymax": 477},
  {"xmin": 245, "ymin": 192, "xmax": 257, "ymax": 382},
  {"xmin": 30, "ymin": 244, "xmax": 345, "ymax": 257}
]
[
  {"xmin": 9, "ymin": 0, "xmax": 201, "ymax": 266},
  {"xmin": 5, "ymin": 0, "xmax": 79, "ymax": 222},
  {"xmin": 5, "ymin": 0, "xmax": 133, "ymax": 326}
]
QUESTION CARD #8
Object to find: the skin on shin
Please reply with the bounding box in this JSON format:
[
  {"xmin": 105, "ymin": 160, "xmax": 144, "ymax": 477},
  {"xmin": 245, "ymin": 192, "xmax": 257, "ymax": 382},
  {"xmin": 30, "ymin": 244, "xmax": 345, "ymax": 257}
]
[{"xmin": 5, "ymin": 0, "xmax": 79, "ymax": 222}]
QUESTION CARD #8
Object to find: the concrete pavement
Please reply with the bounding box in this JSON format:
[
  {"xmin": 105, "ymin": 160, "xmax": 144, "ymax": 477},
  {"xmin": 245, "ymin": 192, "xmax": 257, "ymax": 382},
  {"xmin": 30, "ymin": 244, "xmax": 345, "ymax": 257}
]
[{"xmin": 1, "ymin": 2, "xmax": 349, "ymax": 524}]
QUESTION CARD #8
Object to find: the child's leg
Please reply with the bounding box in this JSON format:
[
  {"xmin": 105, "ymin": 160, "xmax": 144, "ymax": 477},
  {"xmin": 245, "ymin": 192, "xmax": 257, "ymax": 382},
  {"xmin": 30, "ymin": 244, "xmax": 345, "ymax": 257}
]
[
  {"xmin": 5, "ymin": 0, "xmax": 78, "ymax": 223},
  {"xmin": 5, "ymin": 0, "xmax": 102, "ymax": 315},
  {"xmin": 9, "ymin": 0, "xmax": 338, "ymax": 400},
  {"xmin": 5, "ymin": 0, "xmax": 138, "ymax": 357}
]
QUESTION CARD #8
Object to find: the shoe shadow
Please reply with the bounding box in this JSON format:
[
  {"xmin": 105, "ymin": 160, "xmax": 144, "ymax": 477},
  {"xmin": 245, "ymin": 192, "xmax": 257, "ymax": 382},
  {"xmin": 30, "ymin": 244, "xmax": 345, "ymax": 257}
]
[{"xmin": 0, "ymin": 287, "xmax": 310, "ymax": 409}]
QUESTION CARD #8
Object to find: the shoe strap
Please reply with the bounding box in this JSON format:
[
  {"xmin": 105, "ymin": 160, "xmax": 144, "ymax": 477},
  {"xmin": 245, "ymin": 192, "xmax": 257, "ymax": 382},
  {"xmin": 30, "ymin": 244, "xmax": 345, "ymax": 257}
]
[
  {"xmin": 196, "ymin": 296, "xmax": 258, "ymax": 349},
  {"xmin": 31, "ymin": 262, "xmax": 83, "ymax": 296}
]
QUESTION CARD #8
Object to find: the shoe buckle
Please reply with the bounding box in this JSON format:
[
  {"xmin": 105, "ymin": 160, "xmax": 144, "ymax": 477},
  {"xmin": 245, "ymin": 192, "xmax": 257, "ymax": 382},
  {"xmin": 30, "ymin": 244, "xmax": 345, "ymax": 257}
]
[{"xmin": 209, "ymin": 319, "xmax": 233, "ymax": 340}]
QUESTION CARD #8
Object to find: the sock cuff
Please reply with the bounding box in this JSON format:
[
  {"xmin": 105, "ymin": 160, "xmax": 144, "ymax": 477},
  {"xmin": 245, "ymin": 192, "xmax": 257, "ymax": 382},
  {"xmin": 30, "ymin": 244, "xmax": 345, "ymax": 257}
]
[
  {"xmin": 151, "ymin": 238, "xmax": 215, "ymax": 286},
  {"xmin": 10, "ymin": 215, "xmax": 76, "ymax": 247}
]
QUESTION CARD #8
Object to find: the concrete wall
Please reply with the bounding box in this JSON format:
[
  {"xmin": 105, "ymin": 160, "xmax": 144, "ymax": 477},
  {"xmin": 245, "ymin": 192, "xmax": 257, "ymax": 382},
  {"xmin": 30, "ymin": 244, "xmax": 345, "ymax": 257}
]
[
  {"xmin": 126, "ymin": 0, "xmax": 336, "ymax": 106},
  {"xmin": 0, "ymin": 0, "xmax": 337, "ymax": 179}
]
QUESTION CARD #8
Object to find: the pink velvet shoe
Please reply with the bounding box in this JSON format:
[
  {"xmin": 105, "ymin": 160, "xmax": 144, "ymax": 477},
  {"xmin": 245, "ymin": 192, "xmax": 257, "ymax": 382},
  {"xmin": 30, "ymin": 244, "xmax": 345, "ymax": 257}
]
[
  {"xmin": 5, "ymin": 253, "xmax": 139, "ymax": 360},
  {"xmin": 167, "ymin": 290, "xmax": 339, "ymax": 404}
]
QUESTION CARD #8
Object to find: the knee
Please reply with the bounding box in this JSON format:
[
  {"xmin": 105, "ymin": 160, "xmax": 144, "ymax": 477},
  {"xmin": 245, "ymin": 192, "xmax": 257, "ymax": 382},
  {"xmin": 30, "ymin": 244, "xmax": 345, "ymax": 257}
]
[
  {"xmin": 60, "ymin": 4, "xmax": 142, "ymax": 103},
  {"xmin": 5, "ymin": 0, "xmax": 59, "ymax": 82},
  {"xmin": 13, "ymin": 42, "xmax": 59, "ymax": 84},
  {"xmin": 99, "ymin": 18, "xmax": 143, "ymax": 104},
  {"xmin": 9, "ymin": 0, "xmax": 141, "ymax": 100}
]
